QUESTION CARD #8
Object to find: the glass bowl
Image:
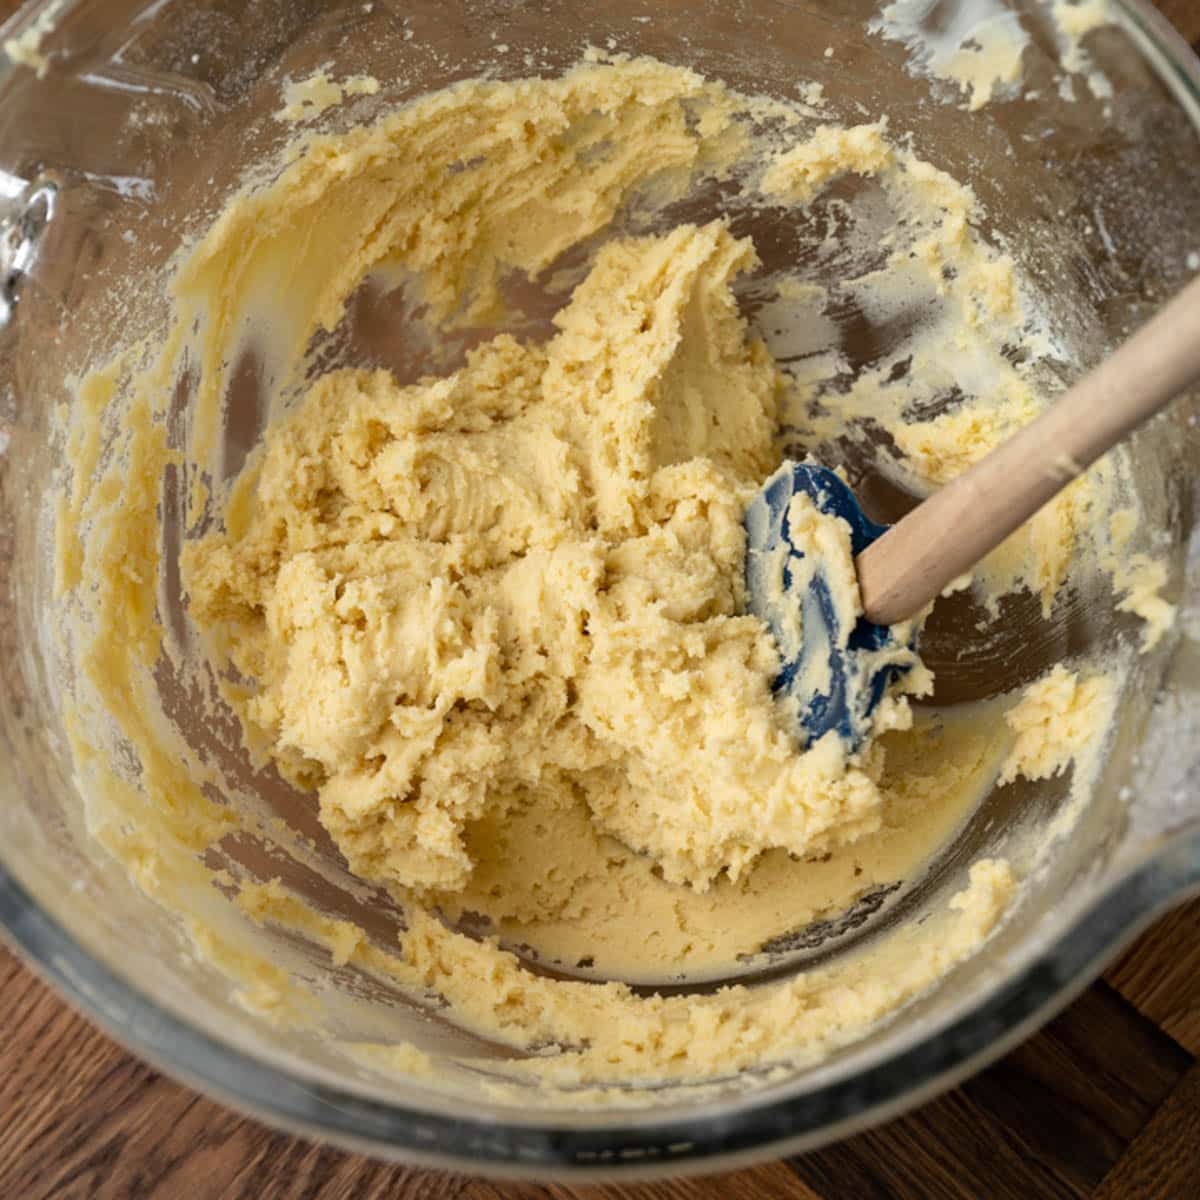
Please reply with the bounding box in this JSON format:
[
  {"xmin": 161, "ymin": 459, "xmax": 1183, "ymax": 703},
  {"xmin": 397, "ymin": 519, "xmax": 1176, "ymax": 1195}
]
[{"xmin": 1, "ymin": 0, "xmax": 1199, "ymax": 1180}]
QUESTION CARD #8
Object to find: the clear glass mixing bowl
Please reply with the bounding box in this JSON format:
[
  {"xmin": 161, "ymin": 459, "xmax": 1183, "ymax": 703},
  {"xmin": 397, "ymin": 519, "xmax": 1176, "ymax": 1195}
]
[{"xmin": 1, "ymin": 0, "xmax": 1199, "ymax": 1180}]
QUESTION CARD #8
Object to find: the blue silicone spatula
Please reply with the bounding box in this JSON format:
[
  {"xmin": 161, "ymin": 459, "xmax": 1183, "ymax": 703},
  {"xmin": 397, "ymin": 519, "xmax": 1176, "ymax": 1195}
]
[{"xmin": 746, "ymin": 272, "xmax": 1200, "ymax": 749}]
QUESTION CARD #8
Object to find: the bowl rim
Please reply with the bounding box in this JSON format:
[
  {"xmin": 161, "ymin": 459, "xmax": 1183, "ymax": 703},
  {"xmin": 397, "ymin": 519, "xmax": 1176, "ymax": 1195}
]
[
  {"xmin": 2, "ymin": 0, "xmax": 1199, "ymax": 1180},
  {"xmin": 4, "ymin": 836, "xmax": 1198, "ymax": 1180}
]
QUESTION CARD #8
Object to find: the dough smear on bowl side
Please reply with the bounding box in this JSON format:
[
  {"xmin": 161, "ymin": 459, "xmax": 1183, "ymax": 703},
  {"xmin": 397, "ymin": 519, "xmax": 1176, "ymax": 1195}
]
[{"xmin": 52, "ymin": 55, "xmax": 1171, "ymax": 1097}]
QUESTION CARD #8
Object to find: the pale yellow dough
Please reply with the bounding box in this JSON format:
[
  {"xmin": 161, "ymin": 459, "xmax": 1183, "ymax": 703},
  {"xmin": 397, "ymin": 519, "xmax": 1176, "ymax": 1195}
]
[
  {"xmin": 3, "ymin": 0, "xmax": 63, "ymax": 78},
  {"xmin": 276, "ymin": 71, "xmax": 381, "ymax": 123},
  {"xmin": 1002, "ymin": 664, "xmax": 1118, "ymax": 790},
  {"xmin": 55, "ymin": 55, "xmax": 1170, "ymax": 1096},
  {"xmin": 186, "ymin": 221, "xmax": 904, "ymax": 896},
  {"xmin": 871, "ymin": 0, "xmax": 1114, "ymax": 112}
]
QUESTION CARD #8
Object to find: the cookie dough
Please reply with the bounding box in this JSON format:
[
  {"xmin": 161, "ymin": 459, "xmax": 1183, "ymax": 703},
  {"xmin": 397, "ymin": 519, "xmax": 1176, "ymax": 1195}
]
[
  {"xmin": 54, "ymin": 54, "xmax": 1172, "ymax": 1096},
  {"xmin": 871, "ymin": 0, "xmax": 1114, "ymax": 112},
  {"xmin": 185, "ymin": 220, "xmax": 914, "ymax": 897}
]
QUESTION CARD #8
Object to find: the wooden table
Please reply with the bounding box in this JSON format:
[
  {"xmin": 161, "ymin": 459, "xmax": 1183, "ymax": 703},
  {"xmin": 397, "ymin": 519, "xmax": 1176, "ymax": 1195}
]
[{"xmin": 4, "ymin": 2, "xmax": 1200, "ymax": 1197}]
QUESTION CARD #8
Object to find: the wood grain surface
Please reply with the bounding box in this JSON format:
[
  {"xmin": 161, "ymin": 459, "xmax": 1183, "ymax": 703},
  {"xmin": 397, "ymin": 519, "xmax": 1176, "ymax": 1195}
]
[{"xmin": 3, "ymin": 3, "xmax": 1200, "ymax": 1198}]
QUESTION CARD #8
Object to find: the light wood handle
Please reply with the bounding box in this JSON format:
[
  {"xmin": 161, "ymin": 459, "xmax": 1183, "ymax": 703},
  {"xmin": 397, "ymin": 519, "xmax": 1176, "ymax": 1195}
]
[{"xmin": 857, "ymin": 273, "xmax": 1200, "ymax": 626}]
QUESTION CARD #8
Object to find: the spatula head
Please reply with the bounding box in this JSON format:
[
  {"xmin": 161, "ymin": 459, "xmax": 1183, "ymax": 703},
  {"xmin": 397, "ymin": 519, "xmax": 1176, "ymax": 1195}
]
[{"xmin": 744, "ymin": 462, "xmax": 918, "ymax": 749}]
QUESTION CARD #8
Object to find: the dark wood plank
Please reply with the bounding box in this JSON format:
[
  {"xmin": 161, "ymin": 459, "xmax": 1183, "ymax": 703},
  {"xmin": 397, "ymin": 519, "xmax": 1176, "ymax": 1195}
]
[
  {"xmin": 0, "ymin": 946, "xmax": 469, "ymax": 1200},
  {"xmin": 468, "ymin": 1159, "xmax": 820, "ymax": 1200},
  {"xmin": 1153, "ymin": 0, "xmax": 1200, "ymax": 45},
  {"xmin": 469, "ymin": 1184, "xmax": 555, "ymax": 1200},
  {"xmin": 1106, "ymin": 897, "xmax": 1200, "ymax": 1054},
  {"xmin": 1094, "ymin": 1064, "xmax": 1200, "ymax": 1199},
  {"xmin": 787, "ymin": 984, "xmax": 1192, "ymax": 1200}
]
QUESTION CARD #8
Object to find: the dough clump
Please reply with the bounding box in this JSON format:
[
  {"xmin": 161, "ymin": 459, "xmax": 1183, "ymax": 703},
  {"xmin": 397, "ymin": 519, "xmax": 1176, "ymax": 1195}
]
[
  {"xmin": 186, "ymin": 222, "xmax": 899, "ymax": 894},
  {"xmin": 55, "ymin": 54, "xmax": 1158, "ymax": 1094}
]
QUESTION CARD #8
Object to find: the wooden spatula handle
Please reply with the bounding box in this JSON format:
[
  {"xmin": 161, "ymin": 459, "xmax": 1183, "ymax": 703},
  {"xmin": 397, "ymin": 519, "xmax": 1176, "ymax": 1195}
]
[{"xmin": 857, "ymin": 272, "xmax": 1200, "ymax": 627}]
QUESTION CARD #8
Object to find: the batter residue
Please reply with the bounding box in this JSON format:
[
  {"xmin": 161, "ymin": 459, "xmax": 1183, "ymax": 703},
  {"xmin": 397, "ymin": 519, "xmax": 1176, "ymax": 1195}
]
[{"xmin": 55, "ymin": 54, "xmax": 1172, "ymax": 1096}]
